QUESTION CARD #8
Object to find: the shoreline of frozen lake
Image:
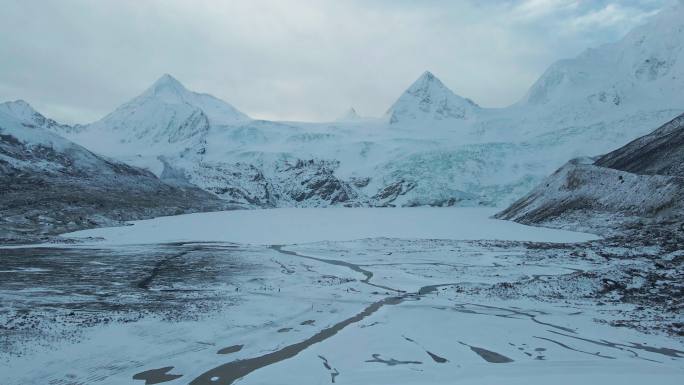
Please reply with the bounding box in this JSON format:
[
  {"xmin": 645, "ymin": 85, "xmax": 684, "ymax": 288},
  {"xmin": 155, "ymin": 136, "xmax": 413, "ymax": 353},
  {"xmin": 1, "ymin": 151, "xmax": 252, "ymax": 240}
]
[{"xmin": 62, "ymin": 207, "xmax": 599, "ymax": 245}]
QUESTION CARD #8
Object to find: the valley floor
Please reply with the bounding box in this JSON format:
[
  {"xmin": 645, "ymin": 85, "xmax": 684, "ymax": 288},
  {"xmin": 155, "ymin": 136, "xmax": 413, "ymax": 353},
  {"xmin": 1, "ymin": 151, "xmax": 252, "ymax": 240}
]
[{"xmin": 0, "ymin": 209, "xmax": 682, "ymax": 385}]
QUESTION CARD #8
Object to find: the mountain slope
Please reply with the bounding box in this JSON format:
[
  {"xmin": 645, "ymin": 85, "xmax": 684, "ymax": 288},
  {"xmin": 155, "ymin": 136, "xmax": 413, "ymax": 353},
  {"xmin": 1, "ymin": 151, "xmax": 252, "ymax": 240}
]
[
  {"xmin": 594, "ymin": 114, "xmax": 684, "ymax": 176},
  {"xmin": 0, "ymin": 107, "xmax": 227, "ymax": 243},
  {"xmin": 520, "ymin": 3, "xmax": 683, "ymax": 113},
  {"xmin": 495, "ymin": 113, "xmax": 684, "ymax": 234}
]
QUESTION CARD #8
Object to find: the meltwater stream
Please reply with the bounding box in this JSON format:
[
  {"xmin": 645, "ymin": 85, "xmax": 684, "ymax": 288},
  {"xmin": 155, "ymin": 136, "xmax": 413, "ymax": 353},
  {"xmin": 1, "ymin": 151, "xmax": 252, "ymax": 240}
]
[{"xmin": 187, "ymin": 245, "xmax": 455, "ymax": 385}]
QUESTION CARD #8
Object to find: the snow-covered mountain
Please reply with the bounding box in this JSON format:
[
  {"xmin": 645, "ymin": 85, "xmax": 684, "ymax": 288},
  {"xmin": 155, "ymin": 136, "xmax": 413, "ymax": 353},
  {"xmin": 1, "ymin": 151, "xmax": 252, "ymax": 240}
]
[
  {"xmin": 385, "ymin": 71, "xmax": 480, "ymax": 125},
  {"xmin": 0, "ymin": 106, "xmax": 226, "ymax": 242},
  {"xmin": 22, "ymin": 3, "xmax": 684, "ymax": 209},
  {"xmin": 74, "ymin": 74, "xmax": 249, "ymax": 157}
]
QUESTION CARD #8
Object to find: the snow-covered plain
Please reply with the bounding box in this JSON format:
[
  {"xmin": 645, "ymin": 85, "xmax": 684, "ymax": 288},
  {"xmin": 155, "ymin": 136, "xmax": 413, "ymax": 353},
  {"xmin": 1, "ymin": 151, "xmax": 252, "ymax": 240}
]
[
  {"xmin": 63, "ymin": 207, "xmax": 599, "ymax": 245},
  {"xmin": 3, "ymin": 209, "xmax": 682, "ymax": 385}
]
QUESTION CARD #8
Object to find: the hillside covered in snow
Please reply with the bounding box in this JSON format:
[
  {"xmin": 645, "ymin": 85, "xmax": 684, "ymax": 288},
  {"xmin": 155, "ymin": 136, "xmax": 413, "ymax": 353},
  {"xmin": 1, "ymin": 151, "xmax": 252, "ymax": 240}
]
[
  {"xmin": 495, "ymin": 113, "xmax": 684, "ymax": 234},
  {"xmin": 0, "ymin": 106, "xmax": 227, "ymax": 242}
]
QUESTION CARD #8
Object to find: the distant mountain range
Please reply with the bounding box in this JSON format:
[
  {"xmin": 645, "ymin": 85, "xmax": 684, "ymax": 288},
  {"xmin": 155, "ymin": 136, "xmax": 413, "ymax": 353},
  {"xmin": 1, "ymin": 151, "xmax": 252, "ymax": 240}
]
[{"xmin": 1, "ymin": 2, "xmax": 683, "ymax": 238}]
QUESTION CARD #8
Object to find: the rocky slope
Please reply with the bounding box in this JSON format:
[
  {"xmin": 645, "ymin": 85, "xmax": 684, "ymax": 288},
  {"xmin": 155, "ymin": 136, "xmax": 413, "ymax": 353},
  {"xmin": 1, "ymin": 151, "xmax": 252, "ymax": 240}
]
[
  {"xmin": 594, "ymin": 114, "xmax": 684, "ymax": 177},
  {"xmin": 0, "ymin": 108, "xmax": 228, "ymax": 243},
  {"xmin": 495, "ymin": 113, "xmax": 684, "ymax": 234}
]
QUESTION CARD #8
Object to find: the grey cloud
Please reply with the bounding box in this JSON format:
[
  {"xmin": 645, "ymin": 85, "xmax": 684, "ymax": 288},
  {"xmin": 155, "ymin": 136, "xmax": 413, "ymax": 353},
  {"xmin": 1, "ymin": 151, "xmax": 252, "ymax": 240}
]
[{"xmin": 0, "ymin": 0, "xmax": 675, "ymax": 124}]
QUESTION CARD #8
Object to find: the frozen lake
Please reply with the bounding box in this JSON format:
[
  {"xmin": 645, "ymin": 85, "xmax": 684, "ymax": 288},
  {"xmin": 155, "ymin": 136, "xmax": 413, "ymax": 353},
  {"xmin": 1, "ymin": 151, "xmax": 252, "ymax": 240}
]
[{"xmin": 63, "ymin": 207, "xmax": 599, "ymax": 245}]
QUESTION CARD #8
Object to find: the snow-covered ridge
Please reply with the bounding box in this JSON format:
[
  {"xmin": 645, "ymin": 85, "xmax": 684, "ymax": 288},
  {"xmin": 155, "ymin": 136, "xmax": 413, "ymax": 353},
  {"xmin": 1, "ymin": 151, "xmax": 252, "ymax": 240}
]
[
  {"xmin": 0, "ymin": 107, "xmax": 83, "ymax": 154},
  {"xmin": 0, "ymin": 100, "xmax": 76, "ymax": 134}
]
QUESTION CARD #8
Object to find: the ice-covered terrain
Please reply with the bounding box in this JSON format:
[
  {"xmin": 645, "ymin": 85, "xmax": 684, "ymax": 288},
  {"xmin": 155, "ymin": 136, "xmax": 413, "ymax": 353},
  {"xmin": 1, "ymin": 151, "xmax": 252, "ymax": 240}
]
[
  {"xmin": 63, "ymin": 207, "xmax": 599, "ymax": 245},
  {"xmin": 1, "ymin": 209, "xmax": 682, "ymax": 385},
  {"xmin": 10, "ymin": 2, "xmax": 678, "ymax": 209}
]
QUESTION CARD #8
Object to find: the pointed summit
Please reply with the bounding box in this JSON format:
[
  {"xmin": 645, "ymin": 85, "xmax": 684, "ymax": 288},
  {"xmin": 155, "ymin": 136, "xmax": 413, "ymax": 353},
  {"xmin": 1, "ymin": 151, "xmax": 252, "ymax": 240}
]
[
  {"xmin": 146, "ymin": 73, "xmax": 188, "ymax": 97},
  {"xmin": 415, "ymin": 70, "xmax": 438, "ymax": 84},
  {"xmin": 386, "ymin": 71, "xmax": 479, "ymax": 126},
  {"xmin": 85, "ymin": 74, "xmax": 250, "ymax": 147},
  {"xmin": 130, "ymin": 74, "xmax": 249, "ymax": 123},
  {"xmin": 156, "ymin": 73, "xmax": 182, "ymax": 85}
]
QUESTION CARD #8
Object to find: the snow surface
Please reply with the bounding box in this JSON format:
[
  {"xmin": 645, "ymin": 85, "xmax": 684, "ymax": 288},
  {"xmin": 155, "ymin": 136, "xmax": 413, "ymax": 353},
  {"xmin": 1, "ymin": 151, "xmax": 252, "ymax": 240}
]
[
  {"xmin": 2, "ymin": 238, "xmax": 682, "ymax": 385},
  {"xmin": 63, "ymin": 207, "xmax": 599, "ymax": 245}
]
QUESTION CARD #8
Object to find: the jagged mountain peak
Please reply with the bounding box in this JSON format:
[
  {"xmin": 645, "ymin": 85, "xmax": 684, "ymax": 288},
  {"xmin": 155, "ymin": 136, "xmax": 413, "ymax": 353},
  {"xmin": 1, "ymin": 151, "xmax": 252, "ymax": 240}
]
[
  {"xmin": 404, "ymin": 71, "xmax": 457, "ymax": 98},
  {"xmin": 386, "ymin": 71, "xmax": 480, "ymax": 125}
]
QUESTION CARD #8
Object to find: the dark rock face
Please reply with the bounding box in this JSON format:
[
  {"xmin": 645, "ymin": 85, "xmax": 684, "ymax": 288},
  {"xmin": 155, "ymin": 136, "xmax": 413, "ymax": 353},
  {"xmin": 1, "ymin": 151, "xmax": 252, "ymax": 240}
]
[
  {"xmin": 274, "ymin": 159, "xmax": 358, "ymax": 206},
  {"xmin": 496, "ymin": 113, "xmax": 684, "ymax": 233},
  {"xmin": 186, "ymin": 158, "xmax": 360, "ymax": 207},
  {"xmin": 0, "ymin": 125, "xmax": 227, "ymax": 244},
  {"xmin": 192, "ymin": 162, "xmax": 277, "ymax": 207},
  {"xmin": 372, "ymin": 180, "xmax": 416, "ymax": 206}
]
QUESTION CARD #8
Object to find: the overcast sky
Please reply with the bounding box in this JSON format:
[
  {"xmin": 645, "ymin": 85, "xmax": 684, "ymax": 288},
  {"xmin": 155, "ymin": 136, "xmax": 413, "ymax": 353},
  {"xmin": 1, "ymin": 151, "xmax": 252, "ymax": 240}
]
[{"xmin": 0, "ymin": 0, "xmax": 677, "ymax": 124}]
